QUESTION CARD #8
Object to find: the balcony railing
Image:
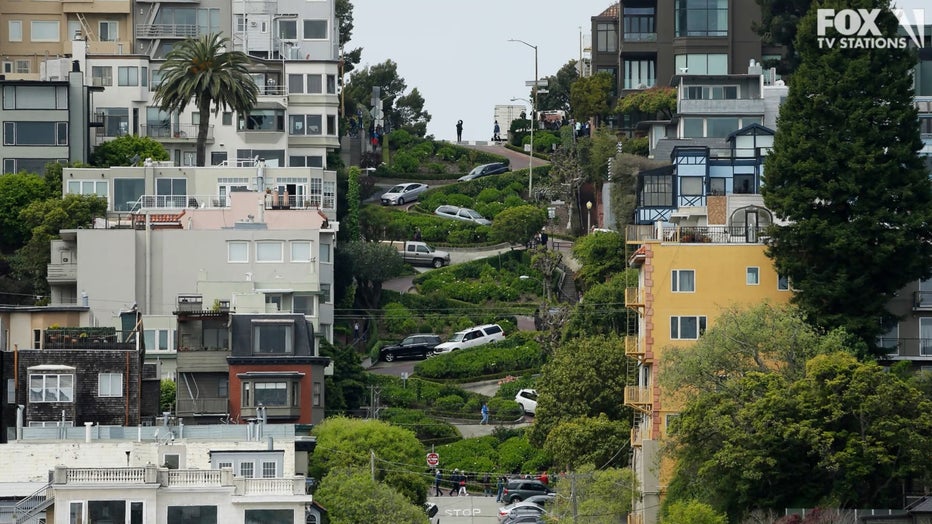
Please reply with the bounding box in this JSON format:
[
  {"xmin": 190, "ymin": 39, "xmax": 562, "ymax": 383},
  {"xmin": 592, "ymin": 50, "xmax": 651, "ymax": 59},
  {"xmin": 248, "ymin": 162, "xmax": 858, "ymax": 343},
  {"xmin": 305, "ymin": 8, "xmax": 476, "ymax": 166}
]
[
  {"xmin": 44, "ymin": 328, "xmax": 138, "ymax": 350},
  {"xmin": 630, "ymin": 426, "xmax": 643, "ymax": 447},
  {"xmin": 623, "ymin": 32, "xmax": 657, "ymax": 42},
  {"xmin": 135, "ymin": 24, "xmax": 199, "ymax": 38},
  {"xmin": 626, "ymin": 224, "xmax": 769, "ymax": 244},
  {"xmin": 140, "ymin": 124, "xmax": 213, "ymax": 141},
  {"xmin": 176, "ymin": 397, "xmax": 229, "ymax": 415},
  {"xmin": 624, "ymin": 386, "xmax": 652, "ymax": 413},
  {"xmin": 625, "ymin": 287, "xmax": 643, "ymax": 308},
  {"xmin": 129, "ymin": 194, "xmax": 327, "ymax": 212},
  {"xmin": 913, "ymin": 291, "xmax": 932, "ymax": 310},
  {"xmin": 625, "ymin": 336, "xmax": 645, "ymax": 359},
  {"xmin": 47, "ymin": 263, "xmax": 77, "ymax": 283},
  {"xmin": 879, "ymin": 338, "xmax": 932, "ymax": 358}
]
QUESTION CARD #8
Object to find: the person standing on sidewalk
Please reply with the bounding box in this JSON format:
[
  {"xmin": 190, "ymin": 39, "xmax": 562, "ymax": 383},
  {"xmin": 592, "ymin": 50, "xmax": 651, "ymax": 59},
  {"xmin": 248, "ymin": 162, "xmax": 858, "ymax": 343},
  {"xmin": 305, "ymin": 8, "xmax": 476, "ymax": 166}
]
[
  {"xmin": 456, "ymin": 120, "xmax": 464, "ymax": 142},
  {"xmin": 480, "ymin": 403, "xmax": 490, "ymax": 425},
  {"xmin": 434, "ymin": 469, "xmax": 444, "ymax": 496}
]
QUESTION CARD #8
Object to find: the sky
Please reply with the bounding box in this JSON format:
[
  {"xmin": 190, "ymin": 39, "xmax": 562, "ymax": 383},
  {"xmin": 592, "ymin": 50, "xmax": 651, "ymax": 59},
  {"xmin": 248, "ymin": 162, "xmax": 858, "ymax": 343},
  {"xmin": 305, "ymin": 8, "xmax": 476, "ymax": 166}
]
[{"xmin": 348, "ymin": 0, "xmax": 928, "ymax": 143}]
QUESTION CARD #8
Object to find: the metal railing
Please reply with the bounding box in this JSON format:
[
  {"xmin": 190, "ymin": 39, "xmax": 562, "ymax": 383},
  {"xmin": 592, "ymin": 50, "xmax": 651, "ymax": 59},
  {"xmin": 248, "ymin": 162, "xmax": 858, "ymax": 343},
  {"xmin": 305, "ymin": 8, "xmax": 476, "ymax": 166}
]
[
  {"xmin": 13, "ymin": 482, "xmax": 53, "ymax": 524},
  {"xmin": 140, "ymin": 124, "xmax": 213, "ymax": 140},
  {"xmin": 128, "ymin": 194, "xmax": 327, "ymax": 211},
  {"xmin": 135, "ymin": 24, "xmax": 199, "ymax": 38},
  {"xmin": 626, "ymin": 224, "xmax": 769, "ymax": 244},
  {"xmin": 879, "ymin": 337, "xmax": 932, "ymax": 357}
]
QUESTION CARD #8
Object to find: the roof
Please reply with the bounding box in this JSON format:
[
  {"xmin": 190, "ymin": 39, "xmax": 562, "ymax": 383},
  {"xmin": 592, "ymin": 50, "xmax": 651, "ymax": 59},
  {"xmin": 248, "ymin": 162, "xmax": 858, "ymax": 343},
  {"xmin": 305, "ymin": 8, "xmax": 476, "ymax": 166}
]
[
  {"xmin": 726, "ymin": 122, "xmax": 775, "ymax": 141},
  {"xmin": 596, "ymin": 4, "xmax": 619, "ymax": 18}
]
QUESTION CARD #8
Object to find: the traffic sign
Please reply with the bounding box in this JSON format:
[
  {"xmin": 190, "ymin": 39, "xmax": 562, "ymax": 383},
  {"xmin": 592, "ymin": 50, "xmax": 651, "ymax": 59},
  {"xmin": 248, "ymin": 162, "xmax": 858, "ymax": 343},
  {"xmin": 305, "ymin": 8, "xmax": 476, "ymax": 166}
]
[{"xmin": 426, "ymin": 452, "xmax": 440, "ymax": 467}]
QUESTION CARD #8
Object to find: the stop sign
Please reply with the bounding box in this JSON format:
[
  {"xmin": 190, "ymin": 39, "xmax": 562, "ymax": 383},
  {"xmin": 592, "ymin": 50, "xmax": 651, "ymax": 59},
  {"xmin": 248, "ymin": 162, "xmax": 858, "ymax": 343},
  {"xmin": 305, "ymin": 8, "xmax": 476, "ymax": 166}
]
[{"xmin": 426, "ymin": 452, "xmax": 440, "ymax": 467}]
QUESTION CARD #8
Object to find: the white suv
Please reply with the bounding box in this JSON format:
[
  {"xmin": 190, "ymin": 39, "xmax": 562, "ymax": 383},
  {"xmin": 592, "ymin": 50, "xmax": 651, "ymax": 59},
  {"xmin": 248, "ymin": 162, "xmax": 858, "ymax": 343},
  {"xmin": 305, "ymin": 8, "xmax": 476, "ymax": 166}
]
[{"xmin": 433, "ymin": 324, "xmax": 505, "ymax": 353}]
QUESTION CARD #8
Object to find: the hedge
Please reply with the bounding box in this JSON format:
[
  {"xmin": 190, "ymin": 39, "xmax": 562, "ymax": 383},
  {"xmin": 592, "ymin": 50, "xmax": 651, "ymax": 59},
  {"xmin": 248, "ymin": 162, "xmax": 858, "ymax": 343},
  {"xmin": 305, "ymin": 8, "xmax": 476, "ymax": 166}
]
[{"xmin": 413, "ymin": 336, "xmax": 545, "ymax": 381}]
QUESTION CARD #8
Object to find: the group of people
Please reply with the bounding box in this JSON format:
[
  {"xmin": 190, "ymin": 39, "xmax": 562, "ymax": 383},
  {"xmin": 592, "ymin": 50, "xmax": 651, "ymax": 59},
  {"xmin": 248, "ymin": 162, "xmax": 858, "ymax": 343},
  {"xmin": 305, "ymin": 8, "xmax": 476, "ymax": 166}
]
[
  {"xmin": 432, "ymin": 469, "xmax": 550, "ymax": 500},
  {"xmin": 454, "ymin": 119, "xmax": 504, "ymax": 142},
  {"xmin": 434, "ymin": 468, "xmax": 470, "ymax": 496}
]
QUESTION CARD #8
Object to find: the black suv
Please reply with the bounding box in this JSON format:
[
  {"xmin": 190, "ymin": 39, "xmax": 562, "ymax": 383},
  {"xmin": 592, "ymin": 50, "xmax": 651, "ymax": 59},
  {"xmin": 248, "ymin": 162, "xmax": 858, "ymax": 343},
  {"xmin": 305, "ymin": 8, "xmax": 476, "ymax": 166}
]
[
  {"xmin": 501, "ymin": 478, "xmax": 554, "ymax": 504},
  {"xmin": 458, "ymin": 162, "xmax": 510, "ymax": 181},
  {"xmin": 379, "ymin": 334, "xmax": 442, "ymax": 362}
]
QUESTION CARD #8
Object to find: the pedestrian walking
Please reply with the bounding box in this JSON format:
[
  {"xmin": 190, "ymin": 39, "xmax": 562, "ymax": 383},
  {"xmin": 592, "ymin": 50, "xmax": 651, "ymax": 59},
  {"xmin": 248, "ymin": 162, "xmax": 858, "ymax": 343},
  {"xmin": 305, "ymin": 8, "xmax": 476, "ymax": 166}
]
[
  {"xmin": 449, "ymin": 469, "xmax": 460, "ymax": 496},
  {"xmin": 495, "ymin": 476, "xmax": 505, "ymax": 502},
  {"xmin": 458, "ymin": 473, "xmax": 468, "ymax": 496},
  {"xmin": 434, "ymin": 469, "xmax": 444, "ymax": 496},
  {"xmin": 480, "ymin": 403, "xmax": 489, "ymax": 425},
  {"xmin": 456, "ymin": 119, "xmax": 463, "ymax": 142},
  {"xmin": 414, "ymin": 227, "xmax": 422, "ymax": 241},
  {"xmin": 493, "ymin": 120, "xmax": 501, "ymax": 141},
  {"xmin": 482, "ymin": 473, "xmax": 492, "ymax": 496},
  {"xmin": 539, "ymin": 229, "xmax": 548, "ymax": 250},
  {"xmin": 353, "ymin": 321, "xmax": 360, "ymax": 340}
]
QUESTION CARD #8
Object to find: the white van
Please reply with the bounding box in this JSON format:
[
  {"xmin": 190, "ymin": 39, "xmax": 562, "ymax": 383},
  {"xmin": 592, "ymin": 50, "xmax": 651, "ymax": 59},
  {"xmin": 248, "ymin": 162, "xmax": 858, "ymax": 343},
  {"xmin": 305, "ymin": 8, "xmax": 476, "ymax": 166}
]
[{"xmin": 433, "ymin": 324, "xmax": 505, "ymax": 353}]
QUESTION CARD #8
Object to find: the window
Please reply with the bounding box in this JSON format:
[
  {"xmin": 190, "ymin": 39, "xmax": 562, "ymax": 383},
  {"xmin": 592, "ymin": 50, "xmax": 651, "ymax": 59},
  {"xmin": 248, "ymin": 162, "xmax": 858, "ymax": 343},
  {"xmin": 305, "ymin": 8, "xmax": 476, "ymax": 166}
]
[
  {"xmin": 31, "ymin": 21, "xmax": 60, "ymax": 42},
  {"xmin": 303, "ymin": 19, "xmax": 327, "ymax": 39},
  {"xmin": 4, "ymin": 122, "xmax": 69, "ymax": 146},
  {"xmin": 682, "ymin": 118, "xmax": 704, "ymax": 138},
  {"xmin": 279, "ymin": 19, "xmax": 297, "ymax": 40},
  {"xmin": 675, "ymin": 0, "xmax": 728, "ymax": 37},
  {"xmin": 89, "ymin": 501, "xmax": 126, "ymax": 523},
  {"xmin": 254, "ymin": 382, "xmax": 288, "ymax": 405},
  {"xmin": 291, "ymin": 155, "xmax": 324, "ymax": 168},
  {"xmin": 66, "ymin": 180, "xmax": 107, "ymax": 197},
  {"xmin": 70, "ymin": 502, "xmax": 83, "ymax": 524},
  {"xmin": 921, "ymin": 318, "xmax": 932, "ymax": 356},
  {"xmin": 319, "ymin": 284, "xmax": 331, "ymax": 304},
  {"xmin": 596, "ymin": 22, "xmax": 617, "ymax": 52},
  {"xmin": 167, "ymin": 505, "xmax": 217, "ymax": 524},
  {"xmin": 291, "ymin": 241, "xmax": 312, "ymax": 262},
  {"xmin": 746, "ymin": 267, "xmax": 760, "ymax": 285},
  {"xmin": 228, "ymin": 241, "xmax": 248, "ymax": 263},
  {"xmin": 29, "ymin": 373, "xmax": 74, "ymax": 402},
  {"xmin": 670, "ymin": 316, "xmax": 706, "ymax": 339},
  {"xmin": 98, "ymin": 372, "xmax": 123, "ymax": 397},
  {"xmin": 9, "ymin": 21, "xmax": 23, "ymax": 42},
  {"xmin": 99, "ymin": 107, "xmax": 129, "ymax": 137},
  {"xmin": 262, "ymin": 461, "xmax": 277, "ymax": 478},
  {"xmin": 326, "ymin": 75, "xmax": 336, "ymax": 94},
  {"xmin": 239, "ymin": 461, "xmax": 255, "ymax": 478},
  {"xmin": 624, "ymin": 7, "xmax": 655, "ymax": 41},
  {"xmin": 641, "ymin": 174, "xmax": 673, "ymax": 207},
  {"xmin": 218, "ymin": 461, "xmax": 232, "ymax": 471},
  {"xmin": 680, "ymin": 176, "xmax": 703, "ymax": 196},
  {"xmin": 323, "ymin": 180, "xmax": 335, "ymax": 209},
  {"xmin": 144, "ymin": 329, "xmax": 171, "ymax": 351},
  {"xmin": 778, "ymin": 275, "xmax": 790, "ymax": 291},
  {"xmin": 306, "ymin": 74, "xmax": 322, "ymax": 93},
  {"xmin": 319, "ymin": 242, "xmax": 331, "ymax": 263},
  {"xmin": 624, "ymin": 58, "xmax": 656, "ymax": 89},
  {"xmin": 288, "ymin": 74, "xmax": 304, "ymax": 94},
  {"xmin": 239, "ymin": 109, "xmax": 285, "ymax": 131},
  {"xmin": 15, "ymin": 60, "xmax": 29, "ymax": 74},
  {"xmin": 118, "ymin": 66, "xmax": 138, "ymax": 86},
  {"xmin": 99, "ymin": 21, "xmax": 117, "ymax": 41},
  {"xmin": 256, "ymin": 241, "xmax": 283, "ymax": 262},
  {"xmin": 877, "ymin": 320, "xmax": 898, "ymax": 353},
  {"xmin": 685, "ymin": 85, "xmax": 738, "ymax": 99},
  {"xmin": 313, "ymin": 381, "xmax": 322, "ymax": 406},
  {"xmin": 290, "ymin": 115, "xmax": 322, "ymax": 135},
  {"xmin": 245, "ymin": 509, "xmax": 293, "ymax": 524},
  {"xmin": 156, "ymin": 178, "xmax": 187, "ymax": 206},
  {"xmin": 707, "ymin": 117, "xmax": 739, "ymax": 138},
  {"xmin": 675, "ymin": 53, "xmax": 728, "ymax": 75},
  {"xmin": 734, "ymin": 173, "xmax": 755, "ymax": 194},
  {"xmin": 326, "ymin": 115, "xmax": 337, "ymax": 135},
  {"xmin": 253, "ymin": 322, "xmax": 294, "ymax": 354},
  {"xmin": 294, "ymin": 294, "xmax": 314, "ymax": 315},
  {"xmin": 671, "ymin": 270, "xmax": 695, "ymax": 292}
]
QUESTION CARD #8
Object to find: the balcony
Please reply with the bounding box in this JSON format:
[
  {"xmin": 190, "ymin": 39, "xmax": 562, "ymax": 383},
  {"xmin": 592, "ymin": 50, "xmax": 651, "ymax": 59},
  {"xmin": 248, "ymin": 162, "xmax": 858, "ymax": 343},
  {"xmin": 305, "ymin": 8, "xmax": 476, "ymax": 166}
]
[
  {"xmin": 678, "ymin": 98, "xmax": 766, "ymax": 115},
  {"xmin": 53, "ymin": 466, "xmax": 308, "ymax": 496},
  {"xmin": 44, "ymin": 328, "xmax": 138, "ymax": 350},
  {"xmin": 140, "ymin": 124, "xmax": 213, "ymax": 143},
  {"xmin": 177, "ymin": 351, "xmax": 231, "ymax": 372},
  {"xmin": 913, "ymin": 291, "xmax": 932, "ymax": 310},
  {"xmin": 176, "ymin": 397, "xmax": 229, "ymax": 416},
  {"xmin": 625, "ymin": 224, "xmax": 769, "ymax": 244},
  {"xmin": 624, "ymin": 386, "xmax": 652, "ymax": 413},
  {"xmin": 879, "ymin": 338, "xmax": 932, "ymax": 359},
  {"xmin": 625, "ymin": 287, "xmax": 644, "ymax": 309},
  {"xmin": 47, "ymin": 263, "xmax": 77, "ymax": 283},
  {"xmin": 625, "ymin": 336, "xmax": 646, "ymax": 360},
  {"xmin": 135, "ymin": 24, "xmax": 199, "ymax": 39},
  {"xmin": 177, "ymin": 294, "xmax": 203, "ymax": 312},
  {"xmin": 630, "ymin": 426, "xmax": 643, "ymax": 447}
]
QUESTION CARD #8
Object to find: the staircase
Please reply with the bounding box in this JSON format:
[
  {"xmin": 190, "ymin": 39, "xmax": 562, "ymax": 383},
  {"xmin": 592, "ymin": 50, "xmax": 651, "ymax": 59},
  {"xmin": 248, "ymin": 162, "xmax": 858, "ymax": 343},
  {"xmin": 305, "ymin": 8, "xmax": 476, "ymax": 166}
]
[{"xmin": 13, "ymin": 483, "xmax": 53, "ymax": 524}]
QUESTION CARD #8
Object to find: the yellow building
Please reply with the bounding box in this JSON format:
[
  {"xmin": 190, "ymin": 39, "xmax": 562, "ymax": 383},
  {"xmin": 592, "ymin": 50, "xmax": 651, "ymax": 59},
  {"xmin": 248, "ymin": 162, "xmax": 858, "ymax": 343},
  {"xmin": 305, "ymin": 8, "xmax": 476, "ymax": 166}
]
[{"xmin": 623, "ymin": 199, "xmax": 793, "ymax": 524}]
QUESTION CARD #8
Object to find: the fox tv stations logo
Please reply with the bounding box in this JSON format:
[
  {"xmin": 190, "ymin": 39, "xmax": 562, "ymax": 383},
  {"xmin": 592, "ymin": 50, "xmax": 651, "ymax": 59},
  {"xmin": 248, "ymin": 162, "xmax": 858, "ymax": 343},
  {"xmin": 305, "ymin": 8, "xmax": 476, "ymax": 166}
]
[{"xmin": 816, "ymin": 8, "xmax": 926, "ymax": 49}]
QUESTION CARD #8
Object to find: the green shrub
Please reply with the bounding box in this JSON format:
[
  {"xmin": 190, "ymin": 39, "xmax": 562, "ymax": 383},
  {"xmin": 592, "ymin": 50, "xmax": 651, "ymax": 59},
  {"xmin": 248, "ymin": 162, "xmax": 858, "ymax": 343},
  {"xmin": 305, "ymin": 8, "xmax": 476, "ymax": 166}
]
[
  {"xmin": 413, "ymin": 340, "xmax": 544, "ymax": 381},
  {"xmin": 380, "ymin": 407, "xmax": 460, "ymax": 444},
  {"xmin": 410, "ymin": 141, "xmax": 435, "ymax": 160},
  {"xmin": 434, "ymin": 394, "xmax": 466, "ymax": 413},
  {"xmin": 436, "ymin": 146, "xmax": 460, "ymax": 161},
  {"xmin": 387, "ymin": 128, "xmax": 415, "ymax": 148},
  {"xmin": 426, "ymin": 162, "xmax": 447, "ymax": 173},
  {"xmin": 390, "ymin": 151, "xmax": 419, "ymax": 174},
  {"xmin": 475, "ymin": 188, "xmax": 502, "ymax": 203},
  {"xmin": 487, "ymin": 397, "xmax": 523, "ymax": 420},
  {"xmin": 493, "ymin": 375, "xmax": 538, "ymax": 400}
]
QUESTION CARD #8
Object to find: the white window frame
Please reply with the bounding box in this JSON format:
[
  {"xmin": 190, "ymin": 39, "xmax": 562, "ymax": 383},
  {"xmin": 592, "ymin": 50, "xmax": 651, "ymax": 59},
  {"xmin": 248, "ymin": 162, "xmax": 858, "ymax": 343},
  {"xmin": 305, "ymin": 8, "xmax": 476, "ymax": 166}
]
[
  {"xmin": 670, "ymin": 316, "xmax": 707, "ymax": 340},
  {"xmin": 98, "ymin": 372, "xmax": 123, "ymax": 397},
  {"xmin": 98, "ymin": 20, "xmax": 118, "ymax": 42},
  {"xmin": 30, "ymin": 20, "xmax": 60, "ymax": 42},
  {"xmin": 777, "ymin": 274, "xmax": 790, "ymax": 291},
  {"xmin": 29, "ymin": 373, "xmax": 74, "ymax": 402},
  {"xmin": 746, "ymin": 267, "xmax": 760, "ymax": 286},
  {"xmin": 66, "ymin": 180, "xmax": 107, "ymax": 197},
  {"xmin": 9, "ymin": 20, "xmax": 23, "ymax": 42},
  {"xmin": 228, "ymin": 241, "xmax": 248, "ymax": 263},
  {"xmin": 256, "ymin": 241, "xmax": 283, "ymax": 262},
  {"xmin": 291, "ymin": 241, "xmax": 312, "ymax": 262},
  {"xmin": 302, "ymin": 19, "xmax": 327, "ymax": 40},
  {"xmin": 671, "ymin": 269, "xmax": 695, "ymax": 292},
  {"xmin": 240, "ymin": 461, "xmax": 255, "ymax": 478},
  {"xmin": 261, "ymin": 461, "xmax": 277, "ymax": 478}
]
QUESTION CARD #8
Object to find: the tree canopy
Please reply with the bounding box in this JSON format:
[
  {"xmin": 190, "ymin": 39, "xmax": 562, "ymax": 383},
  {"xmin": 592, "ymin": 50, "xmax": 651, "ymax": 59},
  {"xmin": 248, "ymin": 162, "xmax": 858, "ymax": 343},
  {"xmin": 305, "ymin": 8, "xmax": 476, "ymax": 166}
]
[
  {"xmin": 490, "ymin": 205, "xmax": 546, "ymax": 246},
  {"xmin": 337, "ymin": 241, "xmax": 405, "ymax": 312},
  {"xmin": 568, "ymin": 72, "xmax": 613, "ymax": 123},
  {"xmin": 90, "ymin": 135, "xmax": 168, "ymax": 167},
  {"xmin": 153, "ymin": 33, "xmax": 258, "ymax": 166},
  {"xmin": 761, "ymin": 0, "xmax": 932, "ymax": 350},
  {"xmin": 314, "ymin": 467, "xmax": 429, "ymax": 524},
  {"xmin": 753, "ymin": 0, "xmax": 812, "ymax": 74},
  {"xmin": 548, "ymin": 464, "xmax": 636, "ymax": 523},
  {"xmin": 536, "ymin": 60, "xmax": 580, "ymax": 113},
  {"xmin": 615, "ymin": 87, "xmax": 676, "ymax": 120}
]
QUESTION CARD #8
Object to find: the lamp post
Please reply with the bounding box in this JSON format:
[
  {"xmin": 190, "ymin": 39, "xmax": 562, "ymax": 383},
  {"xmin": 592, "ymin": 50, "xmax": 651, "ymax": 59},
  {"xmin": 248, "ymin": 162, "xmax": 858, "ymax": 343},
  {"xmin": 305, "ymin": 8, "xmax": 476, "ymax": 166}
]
[
  {"xmin": 586, "ymin": 200, "xmax": 593, "ymax": 233},
  {"xmin": 508, "ymin": 38, "xmax": 538, "ymax": 199}
]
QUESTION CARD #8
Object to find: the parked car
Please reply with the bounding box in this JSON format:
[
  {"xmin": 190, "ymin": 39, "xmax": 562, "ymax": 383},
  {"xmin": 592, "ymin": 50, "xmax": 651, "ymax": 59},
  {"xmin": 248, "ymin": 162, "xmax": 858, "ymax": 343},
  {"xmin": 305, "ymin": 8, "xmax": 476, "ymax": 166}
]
[
  {"xmin": 380, "ymin": 183, "xmax": 428, "ymax": 205},
  {"xmin": 501, "ymin": 478, "xmax": 554, "ymax": 504},
  {"xmin": 498, "ymin": 499, "xmax": 551, "ymax": 522},
  {"xmin": 459, "ymin": 162, "xmax": 510, "ymax": 182},
  {"xmin": 502, "ymin": 515, "xmax": 544, "ymax": 524},
  {"xmin": 515, "ymin": 389, "xmax": 538, "ymax": 414},
  {"xmin": 434, "ymin": 205, "xmax": 492, "ymax": 225},
  {"xmin": 433, "ymin": 324, "xmax": 505, "ymax": 353},
  {"xmin": 379, "ymin": 334, "xmax": 442, "ymax": 362}
]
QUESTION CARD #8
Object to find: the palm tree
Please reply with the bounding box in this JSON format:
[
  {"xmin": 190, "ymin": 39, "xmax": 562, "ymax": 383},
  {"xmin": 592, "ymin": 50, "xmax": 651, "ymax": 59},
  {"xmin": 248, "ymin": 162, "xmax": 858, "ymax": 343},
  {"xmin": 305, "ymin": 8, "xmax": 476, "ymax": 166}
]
[{"xmin": 153, "ymin": 33, "xmax": 258, "ymax": 166}]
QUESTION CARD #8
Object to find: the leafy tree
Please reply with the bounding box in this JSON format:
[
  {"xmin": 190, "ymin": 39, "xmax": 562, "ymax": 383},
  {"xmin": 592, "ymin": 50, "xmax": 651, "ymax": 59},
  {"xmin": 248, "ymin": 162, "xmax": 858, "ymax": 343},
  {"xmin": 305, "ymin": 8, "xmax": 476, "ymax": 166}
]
[
  {"xmin": 0, "ymin": 173, "xmax": 48, "ymax": 252},
  {"xmin": 154, "ymin": 33, "xmax": 258, "ymax": 166},
  {"xmin": 544, "ymin": 414, "xmax": 630, "ymax": 470},
  {"xmin": 659, "ymin": 302, "xmax": 854, "ymax": 395},
  {"xmin": 309, "ymin": 416, "xmax": 428, "ymax": 504},
  {"xmin": 663, "ymin": 500, "xmax": 727, "ymax": 524},
  {"xmin": 314, "ymin": 467, "xmax": 429, "ymax": 524},
  {"xmin": 529, "ymin": 335, "xmax": 632, "ymax": 449},
  {"xmin": 571, "ymin": 230, "xmax": 626, "ymax": 289},
  {"xmin": 568, "ymin": 72, "xmax": 614, "ymax": 123},
  {"xmin": 338, "ymin": 241, "xmax": 404, "ymax": 325},
  {"xmin": 753, "ymin": 0, "xmax": 811, "ymax": 74},
  {"xmin": 10, "ymin": 194, "xmax": 109, "ymax": 295},
  {"xmin": 615, "ymin": 86, "xmax": 676, "ymax": 120},
  {"xmin": 392, "ymin": 88, "xmax": 431, "ymax": 138},
  {"xmin": 548, "ymin": 464, "xmax": 636, "ymax": 523},
  {"xmin": 160, "ymin": 379, "xmax": 176, "ymax": 413},
  {"xmin": 345, "ymin": 167, "xmax": 361, "ymax": 242},
  {"xmin": 536, "ymin": 60, "xmax": 580, "ymax": 113},
  {"xmin": 335, "ymin": 0, "xmax": 362, "ymax": 76},
  {"xmin": 343, "ymin": 60, "xmax": 407, "ymax": 130},
  {"xmin": 318, "ymin": 339, "xmax": 369, "ymax": 414},
  {"xmin": 563, "ymin": 272, "xmax": 636, "ymax": 339},
  {"xmin": 90, "ymin": 135, "xmax": 169, "ymax": 167},
  {"xmin": 490, "ymin": 205, "xmax": 546, "ymax": 246},
  {"xmin": 530, "ymin": 248, "xmax": 563, "ymax": 303},
  {"xmin": 762, "ymin": 0, "xmax": 932, "ymax": 350},
  {"xmin": 608, "ymin": 152, "xmax": 665, "ymax": 228}
]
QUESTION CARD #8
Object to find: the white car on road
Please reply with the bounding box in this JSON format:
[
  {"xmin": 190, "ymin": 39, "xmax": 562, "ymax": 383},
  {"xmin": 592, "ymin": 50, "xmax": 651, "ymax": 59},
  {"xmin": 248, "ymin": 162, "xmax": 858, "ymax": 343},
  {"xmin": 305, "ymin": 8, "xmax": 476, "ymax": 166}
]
[
  {"xmin": 433, "ymin": 324, "xmax": 505, "ymax": 353},
  {"xmin": 380, "ymin": 183, "xmax": 428, "ymax": 205},
  {"xmin": 515, "ymin": 389, "xmax": 538, "ymax": 414}
]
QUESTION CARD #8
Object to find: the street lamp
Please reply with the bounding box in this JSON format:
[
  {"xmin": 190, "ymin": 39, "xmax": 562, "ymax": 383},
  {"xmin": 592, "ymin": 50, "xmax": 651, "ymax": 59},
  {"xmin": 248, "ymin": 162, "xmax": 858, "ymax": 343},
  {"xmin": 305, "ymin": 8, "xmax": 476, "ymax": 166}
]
[
  {"xmin": 511, "ymin": 97, "xmax": 534, "ymax": 199},
  {"xmin": 586, "ymin": 201, "xmax": 593, "ymax": 233},
  {"xmin": 509, "ymin": 38, "xmax": 539, "ymax": 199}
]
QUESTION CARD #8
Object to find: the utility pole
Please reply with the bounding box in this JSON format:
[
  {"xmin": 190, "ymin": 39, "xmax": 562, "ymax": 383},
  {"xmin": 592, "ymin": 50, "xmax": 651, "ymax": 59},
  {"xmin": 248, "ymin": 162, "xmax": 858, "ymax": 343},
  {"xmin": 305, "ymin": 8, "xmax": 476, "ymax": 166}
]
[
  {"xmin": 370, "ymin": 450, "xmax": 376, "ymax": 481},
  {"xmin": 570, "ymin": 471, "xmax": 578, "ymax": 523}
]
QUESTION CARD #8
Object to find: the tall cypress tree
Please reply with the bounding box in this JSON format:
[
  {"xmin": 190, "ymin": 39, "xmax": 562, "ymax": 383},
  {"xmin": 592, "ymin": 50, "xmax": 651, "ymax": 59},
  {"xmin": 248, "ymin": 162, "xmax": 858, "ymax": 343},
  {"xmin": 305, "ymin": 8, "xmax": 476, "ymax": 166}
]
[{"xmin": 762, "ymin": 0, "xmax": 932, "ymax": 351}]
